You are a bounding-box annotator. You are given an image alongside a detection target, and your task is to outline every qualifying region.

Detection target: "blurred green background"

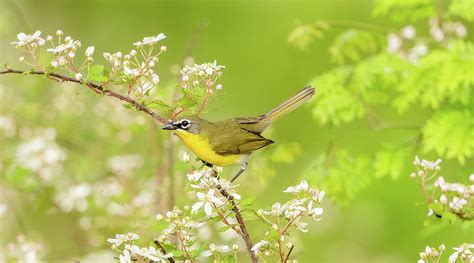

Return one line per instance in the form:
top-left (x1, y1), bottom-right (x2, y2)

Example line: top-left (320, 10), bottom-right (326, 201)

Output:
top-left (0, 0), bottom-right (473, 262)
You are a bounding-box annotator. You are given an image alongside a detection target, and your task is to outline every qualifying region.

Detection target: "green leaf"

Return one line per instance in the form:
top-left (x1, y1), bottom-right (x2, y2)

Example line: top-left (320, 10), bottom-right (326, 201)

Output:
top-left (89, 65), bottom-right (104, 75)
top-left (219, 225), bottom-right (231, 232)
top-left (329, 30), bottom-right (383, 64)
top-left (170, 250), bottom-right (184, 257)
top-left (310, 67), bottom-right (366, 126)
top-left (240, 196), bottom-right (256, 207)
top-left (86, 65), bottom-right (108, 83)
top-left (448, 0), bottom-right (474, 21)
top-left (176, 95), bottom-right (198, 109)
top-left (422, 110), bottom-right (474, 164)
top-left (148, 100), bottom-right (172, 112)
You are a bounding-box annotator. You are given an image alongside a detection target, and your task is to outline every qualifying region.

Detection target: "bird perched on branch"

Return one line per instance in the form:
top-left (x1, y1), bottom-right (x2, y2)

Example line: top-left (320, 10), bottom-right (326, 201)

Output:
top-left (162, 86), bottom-right (316, 182)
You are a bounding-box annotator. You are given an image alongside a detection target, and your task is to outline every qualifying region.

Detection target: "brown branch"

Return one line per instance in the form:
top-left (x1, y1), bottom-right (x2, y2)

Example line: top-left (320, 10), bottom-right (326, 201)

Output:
top-left (284, 244), bottom-right (295, 262)
top-left (0, 68), bottom-right (168, 124)
top-left (211, 170), bottom-right (258, 263)
top-left (153, 240), bottom-right (176, 263)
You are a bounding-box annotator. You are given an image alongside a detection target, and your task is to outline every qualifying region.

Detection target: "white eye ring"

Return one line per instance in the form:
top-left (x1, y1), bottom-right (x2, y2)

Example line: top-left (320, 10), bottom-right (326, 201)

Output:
top-left (180, 119), bottom-right (191, 129)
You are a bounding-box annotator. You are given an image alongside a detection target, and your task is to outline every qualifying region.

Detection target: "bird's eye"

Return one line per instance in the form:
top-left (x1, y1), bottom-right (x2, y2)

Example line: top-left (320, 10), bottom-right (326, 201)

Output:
top-left (180, 120), bottom-right (190, 128)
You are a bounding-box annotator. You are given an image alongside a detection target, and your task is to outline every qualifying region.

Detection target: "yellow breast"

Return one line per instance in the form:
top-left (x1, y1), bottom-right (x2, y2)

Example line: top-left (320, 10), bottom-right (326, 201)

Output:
top-left (174, 129), bottom-right (242, 167)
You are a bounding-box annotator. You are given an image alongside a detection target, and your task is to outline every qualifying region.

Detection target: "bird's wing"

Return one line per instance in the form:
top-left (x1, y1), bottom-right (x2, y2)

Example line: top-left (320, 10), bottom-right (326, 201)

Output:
top-left (207, 120), bottom-right (274, 155)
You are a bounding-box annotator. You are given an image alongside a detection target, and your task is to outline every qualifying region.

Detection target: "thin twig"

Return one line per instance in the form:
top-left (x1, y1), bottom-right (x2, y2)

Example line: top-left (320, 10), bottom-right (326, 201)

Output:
top-left (153, 240), bottom-right (176, 263)
top-left (284, 244), bottom-right (295, 262)
top-left (211, 170), bottom-right (258, 263)
top-left (0, 68), bottom-right (168, 124)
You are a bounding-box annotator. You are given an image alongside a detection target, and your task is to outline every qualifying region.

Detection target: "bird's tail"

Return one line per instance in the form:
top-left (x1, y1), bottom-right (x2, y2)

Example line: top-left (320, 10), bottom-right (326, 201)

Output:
top-left (263, 86), bottom-right (315, 122)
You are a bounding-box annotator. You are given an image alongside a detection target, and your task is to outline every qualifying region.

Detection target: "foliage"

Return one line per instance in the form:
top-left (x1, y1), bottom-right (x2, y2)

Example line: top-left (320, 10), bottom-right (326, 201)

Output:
top-left (291, 0), bottom-right (473, 205)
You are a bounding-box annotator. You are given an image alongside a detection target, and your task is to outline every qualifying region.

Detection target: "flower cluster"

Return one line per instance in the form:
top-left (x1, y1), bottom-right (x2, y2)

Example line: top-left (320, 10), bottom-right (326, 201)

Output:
top-left (410, 156), bottom-right (473, 220)
top-left (252, 180), bottom-right (325, 259)
top-left (429, 18), bottom-right (467, 42)
top-left (418, 244), bottom-right (445, 263)
top-left (448, 243), bottom-right (474, 263)
top-left (180, 60), bottom-right (224, 92)
top-left (387, 25), bottom-right (428, 64)
top-left (11, 30), bottom-right (167, 99)
top-left (417, 243), bottom-right (474, 263)
top-left (386, 19), bottom-right (467, 64)
top-left (3, 235), bottom-right (43, 262)
top-left (54, 183), bottom-right (92, 212)
top-left (15, 128), bottom-right (67, 182)
top-left (107, 232), bottom-right (173, 263)
top-left (103, 33), bottom-right (166, 97)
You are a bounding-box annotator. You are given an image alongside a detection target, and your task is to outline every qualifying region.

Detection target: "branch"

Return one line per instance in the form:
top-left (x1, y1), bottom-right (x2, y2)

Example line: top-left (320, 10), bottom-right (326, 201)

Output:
top-left (0, 68), bottom-right (168, 124)
top-left (211, 170), bottom-right (258, 263)
top-left (153, 240), bottom-right (176, 263)
top-left (284, 244), bottom-right (295, 262)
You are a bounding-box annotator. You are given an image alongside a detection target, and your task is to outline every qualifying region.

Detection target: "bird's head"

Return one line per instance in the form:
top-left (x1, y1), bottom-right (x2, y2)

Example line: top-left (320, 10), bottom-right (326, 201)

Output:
top-left (162, 116), bottom-right (201, 134)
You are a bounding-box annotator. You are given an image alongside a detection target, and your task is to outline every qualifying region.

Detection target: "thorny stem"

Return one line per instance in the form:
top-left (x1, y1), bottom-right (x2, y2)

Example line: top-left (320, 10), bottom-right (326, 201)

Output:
top-left (153, 240), bottom-right (176, 263)
top-left (210, 170), bottom-right (258, 263)
top-left (0, 68), bottom-right (168, 124)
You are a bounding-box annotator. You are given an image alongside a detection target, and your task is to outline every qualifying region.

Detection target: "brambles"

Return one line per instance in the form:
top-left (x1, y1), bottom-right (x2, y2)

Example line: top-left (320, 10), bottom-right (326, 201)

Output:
top-left (107, 167), bottom-right (325, 262)
top-left (410, 156), bottom-right (474, 221)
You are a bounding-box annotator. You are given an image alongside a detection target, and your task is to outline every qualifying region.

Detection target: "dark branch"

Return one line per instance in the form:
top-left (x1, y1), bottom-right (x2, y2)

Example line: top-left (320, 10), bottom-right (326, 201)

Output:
top-left (0, 68), bottom-right (168, 124)
top-left (153, 240), bottom-right (176, 263)
top-left (211, 170), bottom-right (258, 263)
top-left (284, 244), bottom-right (295, 262)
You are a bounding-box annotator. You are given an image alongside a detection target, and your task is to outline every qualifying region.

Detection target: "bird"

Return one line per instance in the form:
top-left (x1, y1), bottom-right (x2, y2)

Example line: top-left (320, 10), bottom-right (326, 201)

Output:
top-left (162, 86), bottom-right (316, 182)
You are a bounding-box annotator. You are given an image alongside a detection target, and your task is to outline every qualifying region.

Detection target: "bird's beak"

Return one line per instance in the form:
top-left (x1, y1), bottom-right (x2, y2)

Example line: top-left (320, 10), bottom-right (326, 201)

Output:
top-left (162, 123), bottom-right (176, 130)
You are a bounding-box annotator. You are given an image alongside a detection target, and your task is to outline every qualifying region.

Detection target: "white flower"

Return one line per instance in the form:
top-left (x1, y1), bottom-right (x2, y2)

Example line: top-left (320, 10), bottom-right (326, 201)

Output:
top-left (192, 189), bottom-right (225, 216)
top-left (132, 246), bottom-right (173, 262)
top-left (160, 45), bottom-right (167, 52)
top-left (439, 194), bottom-right (448, 204)
top-left (202, 244), bottom-right (232, 257)
top-left (75, 73), bottom-right (83, 80)
top-left (401, 25), bottom-right (416, 39)
top-left (55, 183), bottom-right (91, 212)
top-left (216, 84), bottom-right (223, 90)
top-left (134, 33), bottom-right (166, 46)
top-left (251, 240), bottom-right (269, 255)
top-left (453, 22), bottom-right (467, 37)
top-left (182, 152), bottom-right (190, 162)
top-left (431, 27), bottom-right (444, 42)
top-left (309, 207), bottom-right (324, 221)
top-left (11, 31), bottom-right (43, 47)
top-left (296, 221), bottom-right (309, 232)
top-left (119, 250), bottom-right (131, 263)
top-left (107, 232), bottom-right (140, 248)
top-left (152, 74), bottom-right (160, 84)
top-left (85, 46), bottom-right (95, 57)
top-left (283, 180), bottom-right (309, 194)
top-left (387, 33), bottom-right (402, 53)
top-left (15, 128), bottom-right (66, 181)
top-left (56, 30), bottom-right (63, 36)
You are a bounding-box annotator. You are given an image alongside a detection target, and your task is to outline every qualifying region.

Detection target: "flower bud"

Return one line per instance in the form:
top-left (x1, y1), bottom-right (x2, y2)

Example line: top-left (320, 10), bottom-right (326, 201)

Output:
top-left (19, 56), bottom-right (25, 62)
top-left (56, 30), bottom-right (63, 36)
top-left (75, 73), bottom-right (83, 80)
top-left (160, 45), bottom-right (167, 52)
